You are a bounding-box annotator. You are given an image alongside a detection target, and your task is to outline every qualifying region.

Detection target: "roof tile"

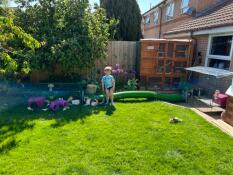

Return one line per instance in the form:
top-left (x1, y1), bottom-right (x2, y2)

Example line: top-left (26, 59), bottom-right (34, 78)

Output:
top-left (165, 1), bottom-right (233, 35)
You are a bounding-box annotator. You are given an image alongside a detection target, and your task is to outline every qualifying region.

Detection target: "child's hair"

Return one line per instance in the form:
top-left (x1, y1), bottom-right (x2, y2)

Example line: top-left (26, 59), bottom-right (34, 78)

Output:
top-left (104, 66), bottom-right (112, 71)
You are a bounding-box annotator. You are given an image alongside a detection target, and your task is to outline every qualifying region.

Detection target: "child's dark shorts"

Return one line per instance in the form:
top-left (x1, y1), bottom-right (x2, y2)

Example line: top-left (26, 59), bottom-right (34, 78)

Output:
top-left (105, 86), bottom-right (113, 91)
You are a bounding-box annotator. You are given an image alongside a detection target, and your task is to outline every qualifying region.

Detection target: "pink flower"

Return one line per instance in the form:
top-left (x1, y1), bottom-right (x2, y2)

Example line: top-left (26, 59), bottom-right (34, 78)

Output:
top-left (119, 69), bottom-right (124, 73)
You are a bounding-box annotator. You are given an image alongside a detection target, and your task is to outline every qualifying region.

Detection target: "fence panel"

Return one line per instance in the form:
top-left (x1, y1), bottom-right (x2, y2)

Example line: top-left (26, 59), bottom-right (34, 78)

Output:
top-left (30, 41), bottom-right (139, 82)
top-left (101, 41), bottom-right (138, 69)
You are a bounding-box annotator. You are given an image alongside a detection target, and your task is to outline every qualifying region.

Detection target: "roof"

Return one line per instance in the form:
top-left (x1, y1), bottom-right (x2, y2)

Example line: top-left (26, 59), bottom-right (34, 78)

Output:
top-left (140, 39), bottom-right (192, 42)
top-left (165, 1), bottom-right (233, 35)
top-left (186, 66), bottom-right (233, 78)
top-left (142, 0), bottom-right (165, 16)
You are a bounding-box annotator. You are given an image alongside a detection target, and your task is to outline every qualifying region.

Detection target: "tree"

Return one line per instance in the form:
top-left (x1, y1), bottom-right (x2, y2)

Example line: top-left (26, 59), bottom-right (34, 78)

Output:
top-left (0, 9), bottom-right (41, 78)
top-left (100, 0), bottom-right (142, 41)
top-left (15, 0), bottom-right (116, 74)
top-left (0, 0), bottom-right (8, 7)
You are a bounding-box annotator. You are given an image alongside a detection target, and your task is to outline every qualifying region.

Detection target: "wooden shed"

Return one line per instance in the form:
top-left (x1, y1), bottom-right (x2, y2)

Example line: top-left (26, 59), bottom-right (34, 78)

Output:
top-left (140, 39), bottom-right (194, 90)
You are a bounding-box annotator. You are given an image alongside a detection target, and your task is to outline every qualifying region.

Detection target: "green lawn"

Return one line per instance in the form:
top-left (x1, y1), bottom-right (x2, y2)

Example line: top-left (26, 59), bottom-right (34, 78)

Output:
top-left (0, 102), bottom-right (233, 175)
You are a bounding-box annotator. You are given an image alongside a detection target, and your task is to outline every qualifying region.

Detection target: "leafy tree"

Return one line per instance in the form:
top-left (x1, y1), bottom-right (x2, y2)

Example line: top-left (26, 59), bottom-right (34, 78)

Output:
top-left (0, 9), bottom-right (41, 78)
top-left (0, 0), bottom-right (8, 7)
top-left (15, 0), bottom-right (116, 74)
top-left (100, 0), bottom-right (142, 41)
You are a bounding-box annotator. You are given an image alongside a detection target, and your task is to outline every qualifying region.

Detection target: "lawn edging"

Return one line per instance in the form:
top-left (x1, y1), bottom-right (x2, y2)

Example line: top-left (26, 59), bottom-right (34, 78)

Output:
top-left (191, 108), bottom-right (233, 138)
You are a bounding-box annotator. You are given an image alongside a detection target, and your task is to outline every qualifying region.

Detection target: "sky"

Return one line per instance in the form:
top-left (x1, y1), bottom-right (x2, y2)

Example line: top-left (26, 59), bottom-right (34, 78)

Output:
top-left (9, 0), bottom-right (162, 14)
top-left (90, 0), bottom-right (162, 14)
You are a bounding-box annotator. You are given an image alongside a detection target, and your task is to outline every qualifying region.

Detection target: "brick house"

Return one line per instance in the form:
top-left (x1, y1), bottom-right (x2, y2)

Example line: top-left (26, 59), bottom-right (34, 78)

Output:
top-left (142, 0), bottom-right (222, 39)
top-left (142, 0), bottom-right (233, 94)
top-left (142, 0), bottom-right (233, 126)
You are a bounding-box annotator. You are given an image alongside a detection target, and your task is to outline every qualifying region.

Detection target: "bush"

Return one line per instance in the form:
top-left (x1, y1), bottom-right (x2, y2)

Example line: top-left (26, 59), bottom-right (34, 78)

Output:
top-left (111, 64), bottom-right (136, 90)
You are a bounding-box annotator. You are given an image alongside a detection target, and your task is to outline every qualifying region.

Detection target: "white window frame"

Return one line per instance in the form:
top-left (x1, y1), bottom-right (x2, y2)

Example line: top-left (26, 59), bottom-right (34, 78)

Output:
top-left (153, 10), bottom-right (159, 25)
top-left (166, 1), bottom-right (174, 21)
top-left (145, 15), bottom-right (150, 25)
top-left (205, 33), bottom-right (233, 70)
top-left (181, 0), bottom-right (190, 14)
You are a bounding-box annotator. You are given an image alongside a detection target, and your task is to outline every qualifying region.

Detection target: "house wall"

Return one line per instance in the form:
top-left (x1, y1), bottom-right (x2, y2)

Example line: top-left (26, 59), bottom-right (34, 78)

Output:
top-left (193, 35), bottom-right (209, 66)
top-left (142, 0), bottom-right (221, 39)
top-left (162, 33), bottom-right (232, 96)
top-left (144, 25), bottom-right (159, 38)
top-left (192, 34), bottom-right (232, 96)
top-left (143, 7), bottom-right (161, 38)
top-left (159, 17), bottom-right (192, 38)
top-left (196, 0), bottom-right (219, 12)
top-left (143, 0), bottom-right (192, 39)
top-left (142, 0), bottom-right (232, 96)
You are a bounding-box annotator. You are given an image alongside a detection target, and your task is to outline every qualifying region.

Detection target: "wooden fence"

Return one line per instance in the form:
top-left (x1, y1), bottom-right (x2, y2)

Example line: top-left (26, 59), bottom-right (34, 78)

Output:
top-left (100, 41), bottom-right (139, 70)
top-left (31, 41), bottom-right (139, 82)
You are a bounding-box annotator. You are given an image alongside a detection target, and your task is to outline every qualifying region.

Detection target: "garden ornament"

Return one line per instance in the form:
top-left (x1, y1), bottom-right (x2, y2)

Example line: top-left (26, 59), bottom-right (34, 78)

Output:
top-left (28, 97), bottom-right (46, 110)
top-left (84, 98), bottom-right (92, 106)
top-left (49, 98), bottom-right (69, 111)
top-left (72, 100), bottom-right (80, 105)
top-left (169, 117), bottom-right (182, 124)
top-left (90, 99), bottom-right (98, 107)
top-left (67, 96), bottom-right (74, 103)
top-left (48, 83), bottom-right (54, 92)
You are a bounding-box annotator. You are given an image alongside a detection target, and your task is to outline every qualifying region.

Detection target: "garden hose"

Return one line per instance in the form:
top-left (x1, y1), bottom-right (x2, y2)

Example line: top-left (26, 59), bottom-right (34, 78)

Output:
top-left (97, 91), bottom-right (185, 103)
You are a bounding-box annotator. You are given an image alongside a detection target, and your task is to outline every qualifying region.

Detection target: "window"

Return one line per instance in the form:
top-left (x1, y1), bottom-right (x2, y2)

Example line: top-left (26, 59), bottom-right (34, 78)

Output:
top-left (181, 0), bottom-right (190, 14)
top-left (153, 11), bottom-right (159, 25)
top-left (210, 36), bottom-right (232, 56)
top-left (145, 16), bottom-right (150, 25)
top-left (166, 1), bottom-right (174, 21)
top-left (206, 35), bottom-right (233, 70)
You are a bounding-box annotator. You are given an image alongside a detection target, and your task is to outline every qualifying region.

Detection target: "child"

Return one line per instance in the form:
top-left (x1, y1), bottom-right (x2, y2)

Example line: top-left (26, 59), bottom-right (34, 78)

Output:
top-left (101, 66), bottom-right (115, 106)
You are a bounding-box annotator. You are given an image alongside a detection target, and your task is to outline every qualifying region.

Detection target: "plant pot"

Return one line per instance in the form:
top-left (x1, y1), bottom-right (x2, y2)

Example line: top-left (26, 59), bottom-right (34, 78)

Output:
top-left (86, 84), bottom-right (97, 94)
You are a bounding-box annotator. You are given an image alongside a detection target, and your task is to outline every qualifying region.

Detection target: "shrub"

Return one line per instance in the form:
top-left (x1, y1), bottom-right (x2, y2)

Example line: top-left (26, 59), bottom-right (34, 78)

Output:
top-left (111, 64), bottom-right (136, 90)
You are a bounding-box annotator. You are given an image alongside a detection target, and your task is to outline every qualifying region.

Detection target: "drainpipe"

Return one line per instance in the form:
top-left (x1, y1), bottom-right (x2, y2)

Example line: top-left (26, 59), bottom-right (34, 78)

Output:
top-left (158, 6), bottom-right (163, 39)
top-left (190, 31), bottom-right (197, 66)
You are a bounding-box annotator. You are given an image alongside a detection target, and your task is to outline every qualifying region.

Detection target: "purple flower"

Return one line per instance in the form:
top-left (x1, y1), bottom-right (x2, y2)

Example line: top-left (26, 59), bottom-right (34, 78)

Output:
top-left (132, 70), bottom-right (136, 74)
top-left (119, 69), bottom-right (124, 73)
top-left (112, 69), bottom-right (117, 74)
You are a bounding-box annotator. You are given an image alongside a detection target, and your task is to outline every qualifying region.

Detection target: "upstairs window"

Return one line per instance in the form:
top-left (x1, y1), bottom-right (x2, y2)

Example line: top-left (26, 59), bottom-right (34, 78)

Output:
top-left (153, 11), bottom-right (159, 25)
top-left (145, 15), bottom-right (150, 25)
top-left (181, 0), bottom-right (190, 14)
top-left (166, 1), bottom-right (174, 21)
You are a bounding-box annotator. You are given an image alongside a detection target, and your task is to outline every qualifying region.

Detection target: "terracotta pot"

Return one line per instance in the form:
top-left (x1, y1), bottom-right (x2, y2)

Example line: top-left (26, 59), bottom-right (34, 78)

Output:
top-left (86, 84), bottom-right (97, 94)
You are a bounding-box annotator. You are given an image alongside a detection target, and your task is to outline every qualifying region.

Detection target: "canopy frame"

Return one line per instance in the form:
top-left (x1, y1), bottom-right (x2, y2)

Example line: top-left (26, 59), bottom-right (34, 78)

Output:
top-left (185, 66), bottom-right (233, 79)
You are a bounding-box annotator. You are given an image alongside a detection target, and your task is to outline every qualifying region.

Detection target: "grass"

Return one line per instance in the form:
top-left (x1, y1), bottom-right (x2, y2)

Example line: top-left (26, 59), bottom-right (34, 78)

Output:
top-left (0, 101), bottom-right (233, 175)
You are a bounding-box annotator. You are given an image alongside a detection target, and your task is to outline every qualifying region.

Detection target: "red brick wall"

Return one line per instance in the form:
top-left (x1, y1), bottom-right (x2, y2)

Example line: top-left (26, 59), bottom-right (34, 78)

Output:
top-left (196, 0), bottom-right (219, 12)
top-left (143, 0), bottom-right (221, 39)
top-left (193, 35), bottom-right (209, 66)
top-left (144, 25), bottom-right (160, 38)
top-left (160, 17), bottom-right (192, 38)
top-left (143, 0), bottom-right (192, 39)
